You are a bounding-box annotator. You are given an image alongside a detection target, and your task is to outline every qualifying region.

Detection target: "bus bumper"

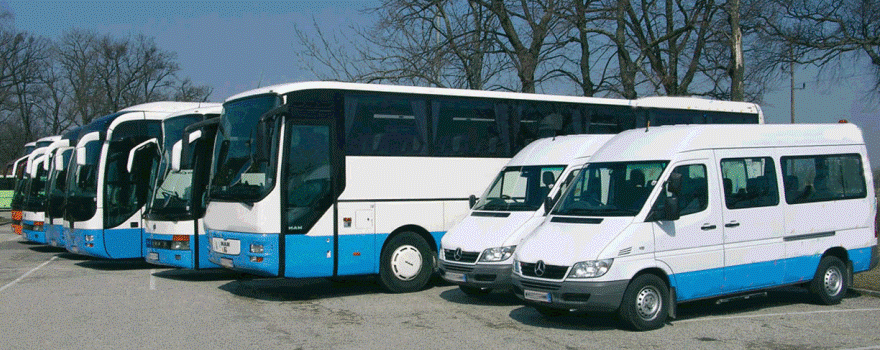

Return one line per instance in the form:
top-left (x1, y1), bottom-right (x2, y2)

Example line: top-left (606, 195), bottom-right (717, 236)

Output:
top-left (45, 224), bottom-right (66, 247)
top-left (206, 229), bottom-right (279, 276)
top-left (22, 220), bottom-right (46, 244)
top-left (145, 233), bottom-right (220, 270)
top-left (439, 261), bottom-right (513, 289)
top-left (511, 275), bottom-right (628, 313)
top-left (66, 228), bottom-right (143, 259)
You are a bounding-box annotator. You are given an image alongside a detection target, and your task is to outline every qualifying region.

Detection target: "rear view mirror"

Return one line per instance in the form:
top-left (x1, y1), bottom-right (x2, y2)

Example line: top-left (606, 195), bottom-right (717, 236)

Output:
top-left (253, 119), bottom-right (272, 164)
top-left (126, 138), bottom-right (159, 173)
top-left (30, 155), bottom-right (46, 177)
top-left (666, 172), bottom-right (682, 195)
top-left (469, 195), bottom-right (477, 209)
top-left (170, 140), bottom-right (184, 172)
top-left (54, 147), bottom-right (71, 170)
top-left (180, 130), bottom-right (202, 170)
top-left (76, 131), bottom-right (103, 166)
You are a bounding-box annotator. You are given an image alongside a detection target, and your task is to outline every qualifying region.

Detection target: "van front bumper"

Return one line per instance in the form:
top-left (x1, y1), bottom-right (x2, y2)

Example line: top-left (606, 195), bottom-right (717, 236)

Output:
top-left (439, 261), bottom-right (512, 289)
top-left (512, 275), bottom-right (629, 312)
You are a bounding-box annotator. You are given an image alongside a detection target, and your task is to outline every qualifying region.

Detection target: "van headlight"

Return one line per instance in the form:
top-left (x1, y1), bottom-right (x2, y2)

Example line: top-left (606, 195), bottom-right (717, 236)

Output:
top-left (479, 246), bottom-right (516, 262)
top-left (568, 259), bottom-right (613, 278)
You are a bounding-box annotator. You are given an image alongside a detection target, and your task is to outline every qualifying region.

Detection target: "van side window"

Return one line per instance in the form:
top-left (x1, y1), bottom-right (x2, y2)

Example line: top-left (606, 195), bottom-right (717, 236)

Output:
top-left (720, 157), bottom-right (779, 209)
top-left (780, 154), bottom-right (866, 204)
top-left (673, 164), bottom-right (708, 216)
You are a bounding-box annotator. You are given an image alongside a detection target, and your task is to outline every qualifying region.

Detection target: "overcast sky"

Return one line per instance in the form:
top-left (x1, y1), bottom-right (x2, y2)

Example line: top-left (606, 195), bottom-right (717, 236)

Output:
top-left (6, 0), bottom-right (880, 163)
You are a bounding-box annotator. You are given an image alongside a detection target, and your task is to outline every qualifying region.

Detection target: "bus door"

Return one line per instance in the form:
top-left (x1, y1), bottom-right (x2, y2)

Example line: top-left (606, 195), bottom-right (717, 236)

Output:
top-left (282, 109), bottom-right (340, 278)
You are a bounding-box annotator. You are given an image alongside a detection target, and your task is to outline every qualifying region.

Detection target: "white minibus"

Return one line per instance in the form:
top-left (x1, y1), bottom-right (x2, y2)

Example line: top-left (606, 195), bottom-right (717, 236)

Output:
top-left (439, 135), bottom-right (613, 295)
top-left (512, 124), bottom-right (878, 331)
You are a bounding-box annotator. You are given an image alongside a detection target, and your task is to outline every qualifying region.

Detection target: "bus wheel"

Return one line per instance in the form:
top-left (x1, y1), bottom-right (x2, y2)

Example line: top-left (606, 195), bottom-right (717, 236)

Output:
top-left (810, 256), bottom-right (847, 305)
top-left (379, 232), bottom-right (433, 293)
top-left (618, 274), bottom-right (668, 331)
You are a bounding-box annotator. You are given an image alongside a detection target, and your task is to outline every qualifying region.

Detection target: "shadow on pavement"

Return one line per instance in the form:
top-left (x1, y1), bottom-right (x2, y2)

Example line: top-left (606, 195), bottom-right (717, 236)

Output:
top-left (153, 268), bottom-right (253, 282)
top-left (28, 245), bottom-right (69, 253)
top-left (438, 287), bottom-right (522, 306)
top-left (218, 275), bottom-right (386, 302)
top-left (75, 258), bottom-right (155, 271)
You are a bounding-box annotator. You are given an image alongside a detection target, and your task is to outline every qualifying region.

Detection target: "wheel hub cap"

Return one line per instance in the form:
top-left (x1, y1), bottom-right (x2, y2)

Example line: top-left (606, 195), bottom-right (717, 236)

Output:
top-left (390, 245), bottom-right (422, 281)
top-left (824, 266), bottom-right (843, 296)
top-left (636, 286), bottom-right (661, 321)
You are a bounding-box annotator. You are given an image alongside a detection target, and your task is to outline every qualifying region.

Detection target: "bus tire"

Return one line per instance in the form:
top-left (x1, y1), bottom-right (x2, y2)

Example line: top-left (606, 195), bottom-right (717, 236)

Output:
top-left (378, 232), bottom-right (433, 293)
top-left (810, 256), bottom-right (847, 305)
top-left (618, 274), bottom-right (668, 331)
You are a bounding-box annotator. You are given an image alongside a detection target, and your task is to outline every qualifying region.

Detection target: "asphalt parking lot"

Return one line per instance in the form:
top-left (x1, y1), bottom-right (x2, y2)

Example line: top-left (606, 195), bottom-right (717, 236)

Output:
top-left (1, 223), bottom-right (879, 349)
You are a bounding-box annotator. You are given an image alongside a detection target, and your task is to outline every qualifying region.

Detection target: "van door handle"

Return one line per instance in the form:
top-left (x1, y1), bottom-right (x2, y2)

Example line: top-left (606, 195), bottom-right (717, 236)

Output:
top-left (701, 224), bottom-right (717, 231)
top-left (724, 221), bottom-right (740, 228)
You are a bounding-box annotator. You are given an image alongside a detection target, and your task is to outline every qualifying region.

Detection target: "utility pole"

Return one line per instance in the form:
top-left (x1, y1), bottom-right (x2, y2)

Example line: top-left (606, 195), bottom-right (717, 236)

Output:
top-left (789, 47), bottom-right (805, 124)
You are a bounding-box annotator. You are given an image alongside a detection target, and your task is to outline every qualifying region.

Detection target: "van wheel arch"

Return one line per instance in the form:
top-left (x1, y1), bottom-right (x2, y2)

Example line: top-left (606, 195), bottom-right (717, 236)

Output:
top-left (627, 268), bottom-right (676, 319)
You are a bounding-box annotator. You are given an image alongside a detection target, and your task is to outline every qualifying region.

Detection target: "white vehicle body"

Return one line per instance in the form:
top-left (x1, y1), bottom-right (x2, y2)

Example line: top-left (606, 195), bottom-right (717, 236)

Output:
top-left (439, 135), bottom-right (614, 292)
top-left (21, 135), bottom-right (62, 243)
top-left (513, 124), bottom-right (878, 330)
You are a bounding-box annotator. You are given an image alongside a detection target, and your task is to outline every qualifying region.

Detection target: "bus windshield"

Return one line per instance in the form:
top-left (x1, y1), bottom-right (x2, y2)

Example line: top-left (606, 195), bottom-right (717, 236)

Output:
top-left (46, 149), bottom-right (72, 219)
top-left (145, 115), bottom-right (204, 219)
top-left (23, 163), bottom-right (49, 211)
top-left (210, 94), bottom-right (280, 201)
top-left (553, 161), bottom-right (667, 217)
top-left (474, 165), bottom-right (565, 212)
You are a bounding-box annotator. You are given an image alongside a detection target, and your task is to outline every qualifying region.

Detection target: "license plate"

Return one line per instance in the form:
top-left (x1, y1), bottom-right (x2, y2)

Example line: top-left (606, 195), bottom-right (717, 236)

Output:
top-left (445, 272), bottom-right (466, 282)
top-left (524, 290), bottom-right (552, 303)
top-left (147, 252), bottom-right (159, 261)
top-left (220, 257), bottom-right (234, 268)
top-left (211, 238), bottom-right (241, 255)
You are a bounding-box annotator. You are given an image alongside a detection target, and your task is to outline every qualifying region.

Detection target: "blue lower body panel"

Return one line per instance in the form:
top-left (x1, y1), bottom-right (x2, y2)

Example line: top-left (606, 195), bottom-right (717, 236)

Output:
top-left (672, 247), bottom-right (873, 302)
top-left (66, 227), bottom-right (144, 259)
top-left (45, 223), bottom-right (65, 247)
top-left (145, 233), bottom-right (220, 269)
top-left (206, 229), bottom-right (280, 276)
top-left (22, 220), bottom-right (47, 244)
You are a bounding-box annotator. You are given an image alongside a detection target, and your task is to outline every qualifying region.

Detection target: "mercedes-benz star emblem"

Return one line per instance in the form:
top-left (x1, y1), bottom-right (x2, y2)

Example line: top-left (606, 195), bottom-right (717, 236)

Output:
top-left (454, 248), bottom-right (462, 261)
top-left (534, 260), bottom-right (546, 277)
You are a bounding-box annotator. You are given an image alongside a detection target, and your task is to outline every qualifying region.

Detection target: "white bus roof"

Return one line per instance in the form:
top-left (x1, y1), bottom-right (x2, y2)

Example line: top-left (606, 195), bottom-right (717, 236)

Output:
top-left (507, 135), bottom-right (616, 167)
top-left (163, 104), bottom-right (223, 119)
top-left (225, 81), bottom-right (631, 107)
top-left (118, 101), bottom-right (216, 114)
top-left (224, 81), bottom-right (763, 116)
top-left (591, 124), bottom-right (865, 162)
top-left (634, 96), bottom-right (762, 116)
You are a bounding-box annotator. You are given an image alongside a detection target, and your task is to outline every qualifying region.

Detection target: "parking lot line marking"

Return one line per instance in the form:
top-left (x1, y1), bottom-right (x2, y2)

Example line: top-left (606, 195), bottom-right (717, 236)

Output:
top-left (0, 256), bottom-right (58, 293)
top-left (149, 269), bottom-right (157, 290)
top-left (675, 307), bottom-right (880, 324)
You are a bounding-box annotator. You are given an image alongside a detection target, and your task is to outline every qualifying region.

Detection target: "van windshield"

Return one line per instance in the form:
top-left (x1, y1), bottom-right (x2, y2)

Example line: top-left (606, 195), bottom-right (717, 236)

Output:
top-left (474, 165), bottom-right (565, 212)
top-left (553, 161), bottom-right (667, 217)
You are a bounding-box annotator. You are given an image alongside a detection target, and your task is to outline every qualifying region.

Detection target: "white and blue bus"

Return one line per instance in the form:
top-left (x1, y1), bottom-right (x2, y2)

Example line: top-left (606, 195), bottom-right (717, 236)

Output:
top-left (44, 128), bottom-right (82, 247)
top-left (63, 102), bottom-right (212, 259)
top-left (204, 81), bottom-right (764, 293)
top-left (143, 105), bottom-right (222, 269)
top-left (11, 142), bottom-right (40, 235)
top-left (21, 136), bottom-right (61, 242)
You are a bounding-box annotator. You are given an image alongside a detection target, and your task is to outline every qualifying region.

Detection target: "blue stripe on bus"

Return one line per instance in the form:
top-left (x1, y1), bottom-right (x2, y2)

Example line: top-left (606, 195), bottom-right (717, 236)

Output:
top-left (67, 227), bottom-right (144, 259)
top-left (208, 230), bottom-right (448, 278)
top-left (145, 233), bottom-right (221, 270)
top-left (45, 224), bottom-right (65, 247)
top-left (22, 220), bottom-right (47, 244)
top-left (672, 247), bottom-right (872, 302)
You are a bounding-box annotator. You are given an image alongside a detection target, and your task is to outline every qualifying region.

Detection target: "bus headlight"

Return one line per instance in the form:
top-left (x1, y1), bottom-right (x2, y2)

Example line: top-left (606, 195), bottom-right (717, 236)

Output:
top-left (170, 241), bottom-right (190, 250)
top-left (479, 246), bottom-right (516, 262)
top-left (568, 259), bottom-right (613, 279)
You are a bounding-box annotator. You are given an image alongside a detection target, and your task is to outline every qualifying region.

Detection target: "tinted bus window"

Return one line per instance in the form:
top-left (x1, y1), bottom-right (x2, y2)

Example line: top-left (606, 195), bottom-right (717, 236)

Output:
top-left (345, 94), bottom-right (428, 156)
top-left (433, 98), bottom-right (504, 157)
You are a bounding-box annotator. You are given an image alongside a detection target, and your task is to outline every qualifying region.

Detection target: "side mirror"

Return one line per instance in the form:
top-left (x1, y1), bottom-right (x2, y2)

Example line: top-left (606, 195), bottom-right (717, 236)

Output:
top-left (666, 172), bottom-right (682, 195)
top-left (253, 119), bottom-right (272, 164)
top-left (54, 147), bottom-right (71, 170)
top-left (76, 131), bottom-right (103, 166)
top-left (126, 138), bottom-right (159, 173)
top-left (469, 195), bottom-right (477, 209)
top-left (544, 196), bottom-right (555, 214)
top-left (663, 196), bottom-right (680, 221)
top-left (170, 140), bottom-right (184, 172)
top-left (180, 130), bottom-right (202, 170)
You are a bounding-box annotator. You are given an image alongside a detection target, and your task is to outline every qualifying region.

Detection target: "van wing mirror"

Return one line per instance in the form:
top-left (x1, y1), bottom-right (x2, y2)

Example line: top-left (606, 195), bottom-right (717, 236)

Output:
top-left (126, 138), bottom-right (159, 173)
top-left (544, 196), bottom-right (555, 214)
top-left (666, 172), bottom-right (682, 195)
top-left (663, 196), bottom-right (680, 221)
top-left (469, 195), bottom-right (477, 209)
top-left (76, 131), bottom-right (103, 166)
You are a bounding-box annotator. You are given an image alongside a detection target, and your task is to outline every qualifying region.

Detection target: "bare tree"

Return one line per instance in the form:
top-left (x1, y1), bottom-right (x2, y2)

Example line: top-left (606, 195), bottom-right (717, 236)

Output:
top-left (760, 0), bottom-right (880, 94)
